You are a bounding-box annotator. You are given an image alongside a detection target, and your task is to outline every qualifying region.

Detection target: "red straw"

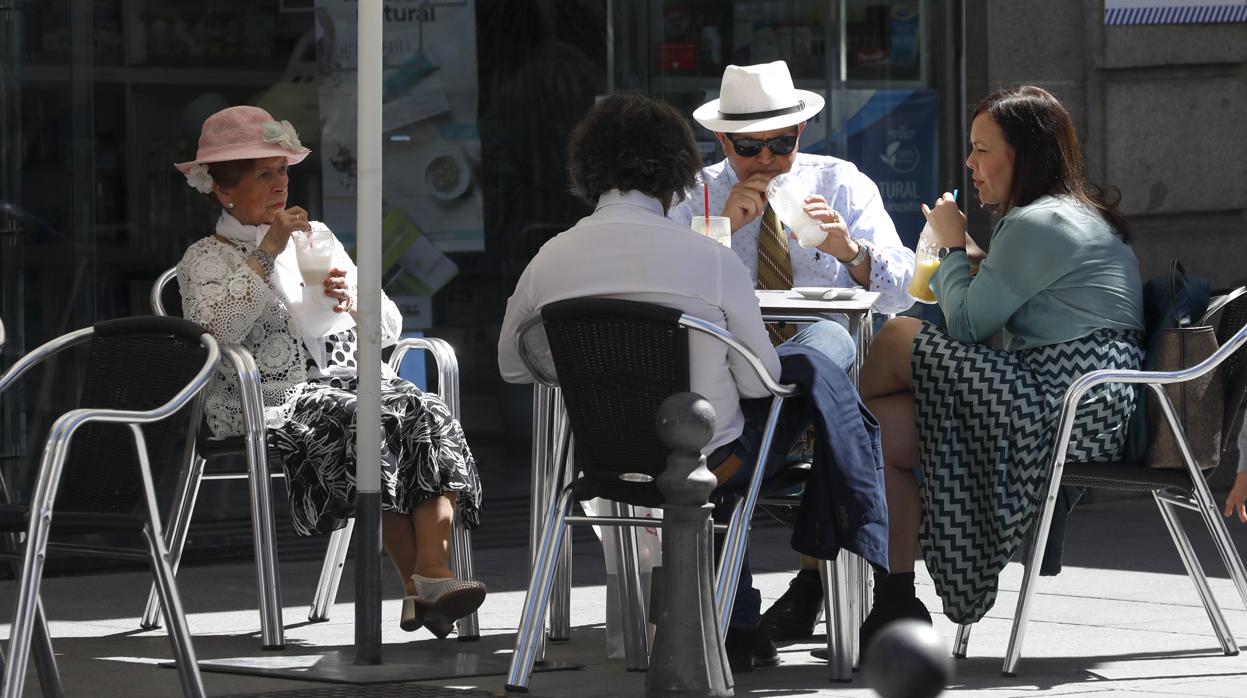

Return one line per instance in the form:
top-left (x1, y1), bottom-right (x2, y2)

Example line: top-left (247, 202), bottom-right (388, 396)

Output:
top-left (704, 183), bottom-right (710, 223)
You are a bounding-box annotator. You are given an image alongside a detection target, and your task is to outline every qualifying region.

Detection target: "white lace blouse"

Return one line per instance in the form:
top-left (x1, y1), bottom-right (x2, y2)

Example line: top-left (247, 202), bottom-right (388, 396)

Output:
top-left (178, 234), bottom-right (403, 438)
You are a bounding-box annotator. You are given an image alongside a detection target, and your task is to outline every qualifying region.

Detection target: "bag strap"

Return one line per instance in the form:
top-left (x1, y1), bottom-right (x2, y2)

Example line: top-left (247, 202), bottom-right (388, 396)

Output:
top-left (1170, 258), bottom-right (1193, 327)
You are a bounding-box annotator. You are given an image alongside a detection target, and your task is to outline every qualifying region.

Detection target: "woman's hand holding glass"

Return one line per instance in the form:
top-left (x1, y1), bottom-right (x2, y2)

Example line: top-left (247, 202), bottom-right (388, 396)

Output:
top-left (261, 205), bottom-right (311, 255)
top-left (920, 193), bottom-right (967, 249)
top-left (323, 268), bottom-right (356, 316)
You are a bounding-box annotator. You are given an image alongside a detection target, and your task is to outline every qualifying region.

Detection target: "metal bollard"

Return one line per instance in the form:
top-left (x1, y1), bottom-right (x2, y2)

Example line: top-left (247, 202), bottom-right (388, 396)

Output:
top-left (645, 392), bottom-right (733, 698)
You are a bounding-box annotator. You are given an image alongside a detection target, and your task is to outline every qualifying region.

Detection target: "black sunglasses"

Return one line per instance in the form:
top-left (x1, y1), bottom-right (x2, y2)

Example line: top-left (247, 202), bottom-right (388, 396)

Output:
top-left (726, 134), bottom-right (798, 158)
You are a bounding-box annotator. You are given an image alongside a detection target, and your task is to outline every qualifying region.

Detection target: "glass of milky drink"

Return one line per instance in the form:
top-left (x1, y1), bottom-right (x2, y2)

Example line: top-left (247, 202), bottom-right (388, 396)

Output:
top-left (765, 173), bottom-right (827, 248)
top-left (906, 221), bottom-right (940, 303)
top-left (294, 223), bottom-right (336, 304)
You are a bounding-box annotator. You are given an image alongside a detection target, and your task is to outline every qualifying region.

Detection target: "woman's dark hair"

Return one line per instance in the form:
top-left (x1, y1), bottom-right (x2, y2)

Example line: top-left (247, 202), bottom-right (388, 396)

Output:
top-left (567, 93), bottom-right (700, 210)
top-left (201, 159), bottom-right (255, 207)
top-left (974, 85), bottom-right (1131, 242)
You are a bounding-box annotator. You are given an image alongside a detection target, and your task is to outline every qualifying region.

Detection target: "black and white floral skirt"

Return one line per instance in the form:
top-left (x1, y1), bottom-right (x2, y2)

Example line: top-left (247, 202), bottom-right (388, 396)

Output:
top-left (269, 376), bottom-right (482, 537)
top-left (912, 324), bottom-right (1142, 623)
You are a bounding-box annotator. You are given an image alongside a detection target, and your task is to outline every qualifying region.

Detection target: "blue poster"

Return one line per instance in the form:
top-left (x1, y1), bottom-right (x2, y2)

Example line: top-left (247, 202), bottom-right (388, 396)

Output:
top-left (833, 88), bottom-right (940, 248)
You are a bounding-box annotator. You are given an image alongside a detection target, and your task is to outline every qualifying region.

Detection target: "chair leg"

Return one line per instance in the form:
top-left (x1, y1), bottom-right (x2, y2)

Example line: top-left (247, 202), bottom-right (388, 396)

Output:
top-left (0, 525), bottom-right (63, 698)
top-left (1001, 470), bottom-right (1067, 677)
top-left (243, 439), bottom-right (285, 649)
top-left (953, 623), bottom-right (972, 658)
top-left (3, 503), bottom-right (55, 698)
top-left (141, 525), bottom-right (206, 698)
top-left (1186, 473), bottom-right (1247, 614)
top-left (546, 406), bottom-right (574, 644)
top-left (142, 454), bottom-right (206, 630)
top-left (1154, 492), bottom-right (1237, 654)
top-left (713, 395), bottom-right (785, 638)
top-left (819, 558), bottom-right (853, 682)
top-left (527, 386), bottom-right (552, 663)
top-left (611, 503), bottom-right (650, 671)
top-left (308, 519), bottom-right (354, 623)
top-left (548, 526), bottom-right (573, 642)
top-left (505, 487), bottom-right (575, 693)
top-left (449, 514), bottom-right (480, 640)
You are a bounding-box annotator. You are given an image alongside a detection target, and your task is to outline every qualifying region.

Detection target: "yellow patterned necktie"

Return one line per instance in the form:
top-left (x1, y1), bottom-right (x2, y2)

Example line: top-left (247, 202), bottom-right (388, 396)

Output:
top-left (756, 205), bottom-right (796, 343)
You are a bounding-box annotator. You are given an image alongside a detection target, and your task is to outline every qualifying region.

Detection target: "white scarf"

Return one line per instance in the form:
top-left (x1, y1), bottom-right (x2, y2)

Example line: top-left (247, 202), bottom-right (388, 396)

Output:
top-left (214, 211), bottom-right (356, 370)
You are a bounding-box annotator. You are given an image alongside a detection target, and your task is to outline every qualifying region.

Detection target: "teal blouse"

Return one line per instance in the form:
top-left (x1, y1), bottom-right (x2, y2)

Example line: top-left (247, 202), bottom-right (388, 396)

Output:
top-left (930, 195), bottom-right (1144, 351)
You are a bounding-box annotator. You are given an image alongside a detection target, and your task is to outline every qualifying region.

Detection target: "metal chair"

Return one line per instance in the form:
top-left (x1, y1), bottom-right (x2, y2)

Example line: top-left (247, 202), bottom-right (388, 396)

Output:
top-left (505, 298), bottom-right (855, 691)
top-left (953, 288), bottom-right (1247, 676)
top-left (141, 266), bottom-right (478, 646)
top-left (0, 316), bottom-right (219, 697)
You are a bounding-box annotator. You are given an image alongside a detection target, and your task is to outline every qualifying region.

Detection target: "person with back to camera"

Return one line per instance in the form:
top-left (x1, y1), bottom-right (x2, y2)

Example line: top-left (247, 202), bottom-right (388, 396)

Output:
top-left (668, 61), bottom-right (916, 640)
top-left (854, 85), bottom-right (1146, 653)
top-left (498, 93), bottom-right (887, 673)
top-left (174, 105), bottom-right (485, 638)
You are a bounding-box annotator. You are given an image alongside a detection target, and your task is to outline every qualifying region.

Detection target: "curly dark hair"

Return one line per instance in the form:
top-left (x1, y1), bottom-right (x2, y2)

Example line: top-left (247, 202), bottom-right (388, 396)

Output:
top-left (567, 93), bottom-right (700, 211)
top-left (974, 85), bottom-right (1131, 242)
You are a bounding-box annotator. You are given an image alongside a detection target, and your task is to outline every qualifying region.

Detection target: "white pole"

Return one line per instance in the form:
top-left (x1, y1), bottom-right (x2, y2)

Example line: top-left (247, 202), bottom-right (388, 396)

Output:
top-left (354, 0), bottom-right (384, 665)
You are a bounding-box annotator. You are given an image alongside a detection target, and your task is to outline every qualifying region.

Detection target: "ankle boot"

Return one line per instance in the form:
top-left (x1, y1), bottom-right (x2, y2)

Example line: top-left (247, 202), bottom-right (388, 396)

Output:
top-left (760, 568), bottom-right (823, 641)
top-left (859, 572), bottom-right (931, 663)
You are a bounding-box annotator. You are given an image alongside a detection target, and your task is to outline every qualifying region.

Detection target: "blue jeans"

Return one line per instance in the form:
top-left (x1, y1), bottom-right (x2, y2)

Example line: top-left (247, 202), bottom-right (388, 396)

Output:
top-left (713, 320), bottom-right (856, 629)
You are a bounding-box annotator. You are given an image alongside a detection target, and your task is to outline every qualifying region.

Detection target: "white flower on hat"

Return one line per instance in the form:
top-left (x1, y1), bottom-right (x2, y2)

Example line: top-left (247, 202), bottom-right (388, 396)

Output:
top-left (260, 120), bottom-right (304, 153)
top-left (185, 163), bottom-right (214, 194)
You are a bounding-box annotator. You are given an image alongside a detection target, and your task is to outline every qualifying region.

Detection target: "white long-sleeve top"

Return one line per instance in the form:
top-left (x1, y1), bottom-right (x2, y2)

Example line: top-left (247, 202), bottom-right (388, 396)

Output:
top-left (498, 189), bottom-right (781, 451)
top-left (669, 153), bottom-right (916, 316)
top-left (178, 228), bottom-right (402, 438)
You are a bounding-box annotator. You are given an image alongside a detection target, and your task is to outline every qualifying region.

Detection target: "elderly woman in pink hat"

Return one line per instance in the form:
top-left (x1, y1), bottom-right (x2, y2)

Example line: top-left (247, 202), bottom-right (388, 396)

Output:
top-left (174, 105), bottom-right (484, 638)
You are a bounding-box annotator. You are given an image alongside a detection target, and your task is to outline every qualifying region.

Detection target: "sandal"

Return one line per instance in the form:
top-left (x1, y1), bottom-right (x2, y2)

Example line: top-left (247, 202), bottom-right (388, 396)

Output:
top-left (410, 574), bottom-right (486, 639)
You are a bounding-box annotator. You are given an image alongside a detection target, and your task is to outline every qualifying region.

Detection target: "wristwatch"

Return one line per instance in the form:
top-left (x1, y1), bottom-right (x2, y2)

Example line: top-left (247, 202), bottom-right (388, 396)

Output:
top-left (843, 238), bottom-right (870, 268)
top-left (938, 246), bottom-right (966, 260)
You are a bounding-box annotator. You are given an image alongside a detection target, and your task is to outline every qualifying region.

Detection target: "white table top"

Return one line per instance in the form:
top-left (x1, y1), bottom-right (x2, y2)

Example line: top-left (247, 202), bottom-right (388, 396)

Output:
top-left (754, 288), bottom-right (880, 314)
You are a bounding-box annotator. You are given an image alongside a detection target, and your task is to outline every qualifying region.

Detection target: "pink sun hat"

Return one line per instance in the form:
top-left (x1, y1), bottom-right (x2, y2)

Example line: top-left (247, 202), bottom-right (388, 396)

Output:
top-left (174, 105), bottom-right (311, 177)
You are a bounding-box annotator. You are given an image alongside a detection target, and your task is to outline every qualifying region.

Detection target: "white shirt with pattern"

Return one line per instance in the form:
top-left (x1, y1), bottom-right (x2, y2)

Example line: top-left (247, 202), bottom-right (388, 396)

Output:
top-left (669, 153), bottom-right (916, 315)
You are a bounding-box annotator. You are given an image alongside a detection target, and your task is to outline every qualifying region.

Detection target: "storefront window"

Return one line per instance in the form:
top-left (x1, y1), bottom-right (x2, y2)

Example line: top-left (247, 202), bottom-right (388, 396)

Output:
top-left (1, 0), bottom-right (959, 557)
top-left (0, 0), bottom-right (608, 553)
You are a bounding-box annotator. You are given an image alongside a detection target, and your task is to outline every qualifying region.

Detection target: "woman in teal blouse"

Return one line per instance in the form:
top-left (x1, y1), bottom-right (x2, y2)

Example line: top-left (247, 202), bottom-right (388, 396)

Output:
top-left (856, 86), bottom-right (1145, 647)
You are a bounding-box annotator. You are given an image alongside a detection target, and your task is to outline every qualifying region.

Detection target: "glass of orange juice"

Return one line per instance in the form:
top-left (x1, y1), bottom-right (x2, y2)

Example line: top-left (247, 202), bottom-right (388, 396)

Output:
top-left (906, 222), bottom-right (940, 303)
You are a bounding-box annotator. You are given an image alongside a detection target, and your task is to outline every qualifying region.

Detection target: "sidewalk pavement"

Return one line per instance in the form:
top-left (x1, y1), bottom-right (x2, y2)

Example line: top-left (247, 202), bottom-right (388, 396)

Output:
top-left (3, 492), bottom-right (1247, 697)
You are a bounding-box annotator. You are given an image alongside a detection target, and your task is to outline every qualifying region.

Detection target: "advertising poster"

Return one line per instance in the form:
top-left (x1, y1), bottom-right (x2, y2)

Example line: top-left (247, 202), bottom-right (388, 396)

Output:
top-left (836, 88), bottom-right (939, 248)
top-left (314, 0), bottom-right (482, 329)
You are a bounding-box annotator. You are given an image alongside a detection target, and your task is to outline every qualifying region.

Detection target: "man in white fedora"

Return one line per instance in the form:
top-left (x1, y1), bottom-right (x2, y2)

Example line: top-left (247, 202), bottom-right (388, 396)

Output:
top-left (672, 61), bottom-right (913, 322)
top-left (671, 60), bottom-right (914, 648)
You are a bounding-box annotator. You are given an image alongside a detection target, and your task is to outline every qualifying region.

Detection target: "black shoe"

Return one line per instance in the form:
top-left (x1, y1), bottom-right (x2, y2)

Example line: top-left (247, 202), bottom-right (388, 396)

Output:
top-left (760, 569), bottom-right (823, 642)
top-left (725, 624), bottom-right (781, 673)
top-left (858, 596), bottom-right (932, 664)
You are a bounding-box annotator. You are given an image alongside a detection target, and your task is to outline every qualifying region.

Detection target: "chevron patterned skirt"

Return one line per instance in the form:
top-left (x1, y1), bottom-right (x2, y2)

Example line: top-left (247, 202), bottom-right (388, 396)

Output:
top-left (912, 324), bottom-right (1142, 623)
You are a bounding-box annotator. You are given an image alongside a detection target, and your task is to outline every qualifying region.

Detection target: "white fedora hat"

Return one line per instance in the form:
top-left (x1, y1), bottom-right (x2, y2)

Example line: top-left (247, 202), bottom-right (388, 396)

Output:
top-left (693, 61), bottom-right (825, 134)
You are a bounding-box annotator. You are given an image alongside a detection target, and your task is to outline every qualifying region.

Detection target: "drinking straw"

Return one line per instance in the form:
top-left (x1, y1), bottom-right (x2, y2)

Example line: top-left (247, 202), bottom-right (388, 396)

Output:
top-left (704, 182), bottom-right (710, 223)
top-left (952, 188), bottom-right (959, 203)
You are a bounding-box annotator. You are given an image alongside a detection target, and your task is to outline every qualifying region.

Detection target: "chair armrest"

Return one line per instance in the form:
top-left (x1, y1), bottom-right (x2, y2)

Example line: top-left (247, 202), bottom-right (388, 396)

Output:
top-left (0, 327), bottom-right (94, 396)
top-left (388, 336), bottom-right (460, 415)
top-left (217, 342), bottom-right (267, 442)
top-left (1201, 286), bottom-right (1247, 327)
top-left (678, 314), bottom-right (801, 398)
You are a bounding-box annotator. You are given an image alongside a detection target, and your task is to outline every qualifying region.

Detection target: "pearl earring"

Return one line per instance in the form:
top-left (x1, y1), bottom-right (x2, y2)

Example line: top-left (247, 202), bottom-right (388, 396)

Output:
top-left (226, 202), bottom-right (235, 209)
